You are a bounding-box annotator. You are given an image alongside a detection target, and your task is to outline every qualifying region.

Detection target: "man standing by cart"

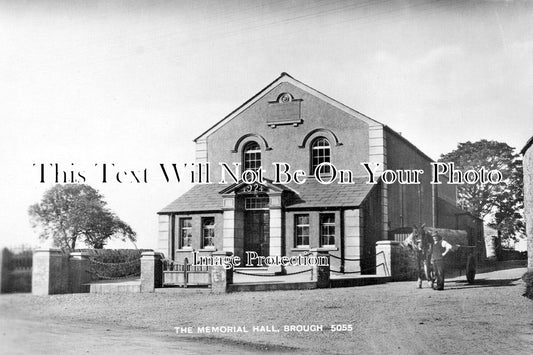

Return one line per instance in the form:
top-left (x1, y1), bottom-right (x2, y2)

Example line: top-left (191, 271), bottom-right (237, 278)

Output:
top-left (430, 230), bottom-right (453, 290)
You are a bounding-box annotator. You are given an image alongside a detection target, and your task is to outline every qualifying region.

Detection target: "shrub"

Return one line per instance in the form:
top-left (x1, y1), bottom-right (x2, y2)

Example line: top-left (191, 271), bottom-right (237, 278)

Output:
top-left (394, 247), bottom-right (419, 281)
top-left (74, 249), bottom-right (152, 281)
top-left (499, 248), bottom-right (527, 261)
top-left (522, 271), bottom-right (533, 300)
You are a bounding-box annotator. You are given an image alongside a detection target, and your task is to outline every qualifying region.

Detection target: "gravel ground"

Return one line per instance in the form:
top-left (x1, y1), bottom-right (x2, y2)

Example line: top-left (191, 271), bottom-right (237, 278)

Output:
top-left (1, 267), bottom-right (532, 354)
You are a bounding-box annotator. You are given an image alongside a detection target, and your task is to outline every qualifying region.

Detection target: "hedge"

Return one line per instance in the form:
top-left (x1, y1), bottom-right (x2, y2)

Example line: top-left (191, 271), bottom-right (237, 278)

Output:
top-left (522, 271), bottom-right (533, 300)
top-left (74, 249), bottom-right (152, 281)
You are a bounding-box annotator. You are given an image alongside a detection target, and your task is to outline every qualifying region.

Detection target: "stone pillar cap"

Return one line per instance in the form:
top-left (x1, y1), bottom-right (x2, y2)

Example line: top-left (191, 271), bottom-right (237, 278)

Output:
top-left (141, 251), bottom-right (163, 258)
top-left (376, 240), bottom-right (401, 246)
top-left (34, 248), bottom-right (64, 254)
top-left (69, 252), bottom-right (90, 259)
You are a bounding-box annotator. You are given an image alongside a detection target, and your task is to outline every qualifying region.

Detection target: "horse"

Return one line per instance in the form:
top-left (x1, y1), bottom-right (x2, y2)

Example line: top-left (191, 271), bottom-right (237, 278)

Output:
top-left (401, 224), bottom-right (435, 288)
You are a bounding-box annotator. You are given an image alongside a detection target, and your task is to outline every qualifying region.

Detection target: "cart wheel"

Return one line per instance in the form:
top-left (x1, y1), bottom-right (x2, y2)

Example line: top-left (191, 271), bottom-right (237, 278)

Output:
top-left (466, 254), bottom-right (476, 284)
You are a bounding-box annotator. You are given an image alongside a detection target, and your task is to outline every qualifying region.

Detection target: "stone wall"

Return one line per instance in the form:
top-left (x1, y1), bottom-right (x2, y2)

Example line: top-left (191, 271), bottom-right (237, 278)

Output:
top-left (523, 140), bottom-right (533, 270)
top-left (32, 249), bottom-right (91, 295)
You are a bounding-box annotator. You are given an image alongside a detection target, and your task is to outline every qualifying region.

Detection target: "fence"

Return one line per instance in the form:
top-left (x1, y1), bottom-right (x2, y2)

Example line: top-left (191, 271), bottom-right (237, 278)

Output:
top-left (162, 257), bottom-right (211, 287)
top-left (142, 241), bottom-right (481, 293)
top-left (0, 247), bottom-right (33, 293)
top-left (233, 266), bottom-right (315, 279)
top-left (140, 250), bottom-right (332, 293)
top-left (86, 257), bottom-right (141, 281)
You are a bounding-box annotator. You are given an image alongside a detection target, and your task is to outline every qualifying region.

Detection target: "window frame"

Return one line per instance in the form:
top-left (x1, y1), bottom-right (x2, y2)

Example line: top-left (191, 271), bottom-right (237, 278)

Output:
top-left (201, 216), bottom-right (216, 249)
top-left (310, 137), bottom-right (331, 176)
top-left (294, 214), bottom-right (310, 248)
top-left (319, 213), bottom-right (336, 247)
top-left (244, 196), bottom-right (270, 210)
top-left (178, 217), bottom-right (193, 249)
top-left (242, 141), bottom-right (262, 172)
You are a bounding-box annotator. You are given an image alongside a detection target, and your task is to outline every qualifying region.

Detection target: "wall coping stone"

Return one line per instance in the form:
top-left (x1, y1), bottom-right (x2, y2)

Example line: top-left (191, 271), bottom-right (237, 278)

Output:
top-left (141, 251), bottom-right (163, 258)
top-left (376, 240), bottom-right (401, 246)
top-left (34, 248), bottom-right (64, 255)
top-left (69, 252), bottom-right (89, 260)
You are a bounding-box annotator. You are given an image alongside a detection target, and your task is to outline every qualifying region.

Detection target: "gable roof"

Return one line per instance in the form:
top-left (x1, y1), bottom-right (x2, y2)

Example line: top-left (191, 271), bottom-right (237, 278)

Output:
top-left (158, 177), bottom-right (376, 214)
top-left (193, 72), bottom-right (437, 164)
top-left (194, 72), bottom-right (382, 142)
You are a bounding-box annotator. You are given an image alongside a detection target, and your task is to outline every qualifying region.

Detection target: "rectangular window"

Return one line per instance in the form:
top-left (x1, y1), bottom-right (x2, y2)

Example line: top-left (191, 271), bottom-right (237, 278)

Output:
top-left (295, 214), bottom-right (310, 247)
top-left (202, 217), bottom-right (215, 248)
top-left (320, 214), bottom-right (335, 246)
top-left (179, 218), bottom-right (192, 248)
top-left (245, 196), bottom-right (269, 210)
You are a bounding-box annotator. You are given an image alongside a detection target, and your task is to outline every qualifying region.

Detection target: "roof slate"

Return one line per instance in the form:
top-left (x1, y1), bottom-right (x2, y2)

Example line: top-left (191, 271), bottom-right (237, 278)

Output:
top-left (284, 177), bottom-right (374, 209)
top-left (158, 177), bottom-right (375, 213)
top-left (159, 184), bottom-right (227, 213)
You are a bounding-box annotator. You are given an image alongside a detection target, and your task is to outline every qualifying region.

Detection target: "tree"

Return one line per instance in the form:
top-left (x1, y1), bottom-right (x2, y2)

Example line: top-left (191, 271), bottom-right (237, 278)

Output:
top-left (29, 184), bottom-right (136, 249)
top-left (439, 140), bottom-right (524, 243)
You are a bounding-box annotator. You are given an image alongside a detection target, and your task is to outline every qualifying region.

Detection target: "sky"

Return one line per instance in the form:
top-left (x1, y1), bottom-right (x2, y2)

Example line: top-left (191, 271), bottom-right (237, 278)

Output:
top-left (1, 0), bottom-right (532, 250)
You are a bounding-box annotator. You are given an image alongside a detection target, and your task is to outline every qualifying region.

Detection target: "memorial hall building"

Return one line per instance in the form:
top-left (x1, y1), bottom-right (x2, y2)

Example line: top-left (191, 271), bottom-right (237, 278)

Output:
top-left (157, 73), bottom-right (478, 273)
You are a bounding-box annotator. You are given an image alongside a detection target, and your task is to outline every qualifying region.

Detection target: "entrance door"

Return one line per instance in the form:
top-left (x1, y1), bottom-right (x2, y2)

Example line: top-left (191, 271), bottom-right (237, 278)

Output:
top-left (244, 210), bottom-right (270, 265)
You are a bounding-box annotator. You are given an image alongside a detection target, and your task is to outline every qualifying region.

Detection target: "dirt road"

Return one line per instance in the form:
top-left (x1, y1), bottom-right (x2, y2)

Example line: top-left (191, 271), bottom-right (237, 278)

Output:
top-left (1, 267), bottom-right (531, 354)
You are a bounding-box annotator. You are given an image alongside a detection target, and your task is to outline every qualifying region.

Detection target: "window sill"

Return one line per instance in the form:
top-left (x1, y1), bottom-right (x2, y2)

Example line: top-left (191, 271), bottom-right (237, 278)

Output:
top-left (199, 247), bottom-right (217, 252)
top-left (319, 246), bottom-right (338, 251)
top-left (291, 247), bottom-right (310, 252)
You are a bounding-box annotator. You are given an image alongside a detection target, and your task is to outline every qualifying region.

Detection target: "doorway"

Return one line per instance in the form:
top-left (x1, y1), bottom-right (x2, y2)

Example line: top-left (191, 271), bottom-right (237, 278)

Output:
top-left (243, 196), bottom-right (270, 265)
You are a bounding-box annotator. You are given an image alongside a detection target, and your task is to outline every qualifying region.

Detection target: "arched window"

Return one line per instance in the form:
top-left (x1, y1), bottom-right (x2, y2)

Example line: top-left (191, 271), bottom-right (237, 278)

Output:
top-left (243, 141), bottom-right (261, 172)
top-left (311, 137), bottom-right (331, 175)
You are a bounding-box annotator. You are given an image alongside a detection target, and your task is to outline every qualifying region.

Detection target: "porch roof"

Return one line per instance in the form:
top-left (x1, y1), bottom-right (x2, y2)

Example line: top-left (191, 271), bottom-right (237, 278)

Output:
top-left (158, 184), bottom-right (227, 213)
top-left (158, 177), bottom-right (375, 213)
top-left (284, 177), bottom-right (374, 209)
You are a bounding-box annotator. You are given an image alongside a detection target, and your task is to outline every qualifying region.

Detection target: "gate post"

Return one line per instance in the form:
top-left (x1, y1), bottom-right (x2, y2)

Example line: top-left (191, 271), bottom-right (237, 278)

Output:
top-left (376, 241), bottom-right (400, 279)
top-left (32, 248), bottom-right (69, 295)
top-left (140, 251), bottom-right (163, 293)
top-left (311, 248), bottom-right (330, 288)
top-left (211, 251), bottom-right (233, 294)
top-left (0, 248), bottom-right (10, 293)
top-left (183, 257), bottom-right (189, 288)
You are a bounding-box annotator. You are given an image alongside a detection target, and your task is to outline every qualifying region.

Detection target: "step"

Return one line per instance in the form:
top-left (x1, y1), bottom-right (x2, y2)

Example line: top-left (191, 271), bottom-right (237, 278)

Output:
top-left (156, 286), bottom-right (212, 294)
top-left (228, 281), bottom-right (317, 293)
top-left (233, 267), bottom-right (276, 276)
top-left (89, 279), bottom-right (141, 293)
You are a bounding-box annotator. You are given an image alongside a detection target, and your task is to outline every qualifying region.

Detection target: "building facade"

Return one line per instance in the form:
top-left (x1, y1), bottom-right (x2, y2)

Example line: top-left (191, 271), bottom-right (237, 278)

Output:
top-left (157, 73), bottom-right (469, 273)
top-left (521, 136), bottom-right (533, 270)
